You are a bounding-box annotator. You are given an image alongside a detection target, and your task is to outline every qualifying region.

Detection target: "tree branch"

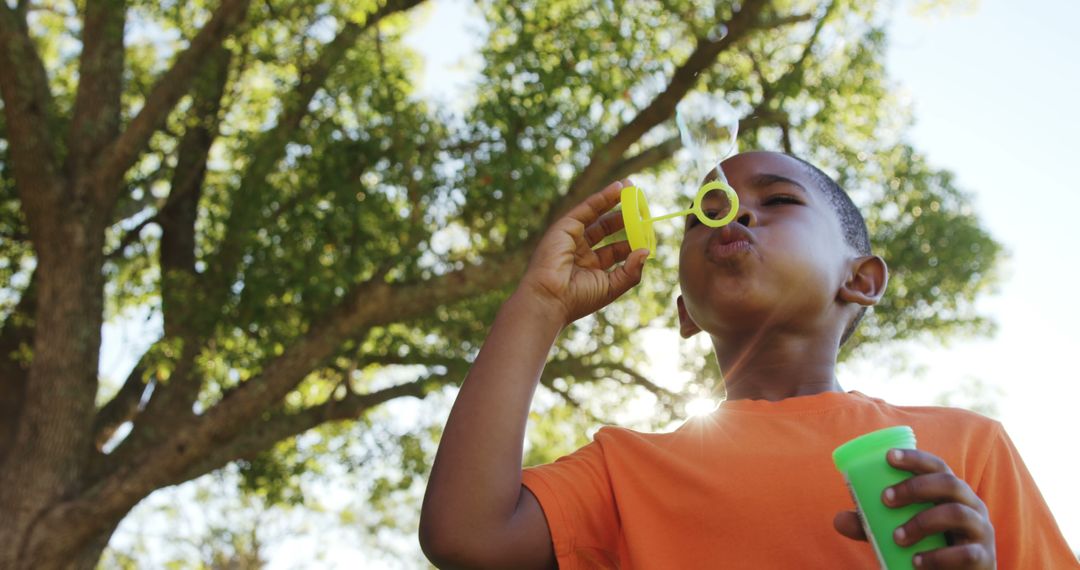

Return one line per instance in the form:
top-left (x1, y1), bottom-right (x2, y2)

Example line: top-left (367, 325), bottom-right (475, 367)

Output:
top-left (0, 226), bottom-right (29, 242)
top-left (204, 0), bottom-right (425, 312)
top-left (99, 0), bottom-right (790, 493)
top-left (758, 12), bottom-right (815, 28)
top-left (535, 354), bottom-right (689, 427)
top-left (96, 45), bottom-right (234, 467)
top-left (67, 0), bottom-right (126, 195)
top-left (544, 0), bottom-right (770, 228)
top-left (750, 49), bottom-right (775, 102)
top-left (606, 136), bottom-right (683, 181)
top-left (0, 1), bottom-right (63, 235)
top-left (602, 361), bottom-right (681, 402)
top-left (770, 0), bottom-right (839, 97)
top-left (105, 0), bottom-right (429, 464)
top-left (780, 122), bottom-right (793, 154)
top-left (44, 3), bottom-right (431, 546)
top-left (91, 245), bottom-right (509, 506)
top-left (95, 0), bottom-right (252, 200)
top-left (133, 44), bottom-right (234, 431)
top-left (539, 358), bottom-right (613, 424)
top-left (92, 358), bottom-right (150, 450)
top-left (538, 372), bottom-right (596, 420)
top-left (171, 376), bottom-right (431, 485)
top-left (605, 2), bottom-right (839, 182)
top-left (104, 213), bottom-right (158, 261)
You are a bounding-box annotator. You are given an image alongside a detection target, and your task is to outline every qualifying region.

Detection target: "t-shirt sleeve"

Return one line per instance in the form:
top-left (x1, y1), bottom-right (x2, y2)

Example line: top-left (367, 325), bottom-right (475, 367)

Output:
top-left (974, 423), bottom-right (1080, 568)
top-left (521, 435), bottom-right (621, 569)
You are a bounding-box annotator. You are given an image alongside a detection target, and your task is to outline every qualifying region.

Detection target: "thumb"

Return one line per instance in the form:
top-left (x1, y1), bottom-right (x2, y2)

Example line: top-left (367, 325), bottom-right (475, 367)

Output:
top-left (833, 510), bottom-right (868, 542)
top-left (606, 248), bottom-right (649, 300)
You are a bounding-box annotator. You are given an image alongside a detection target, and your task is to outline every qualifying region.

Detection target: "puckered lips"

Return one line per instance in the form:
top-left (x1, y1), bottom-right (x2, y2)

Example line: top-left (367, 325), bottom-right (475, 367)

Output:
top-left (706, 223), bottom-right (755, 262)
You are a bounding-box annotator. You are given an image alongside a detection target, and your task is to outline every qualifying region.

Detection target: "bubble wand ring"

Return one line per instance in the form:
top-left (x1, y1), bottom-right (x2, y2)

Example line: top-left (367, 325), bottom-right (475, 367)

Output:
top-left (598, 179), bottom-right (739, 259)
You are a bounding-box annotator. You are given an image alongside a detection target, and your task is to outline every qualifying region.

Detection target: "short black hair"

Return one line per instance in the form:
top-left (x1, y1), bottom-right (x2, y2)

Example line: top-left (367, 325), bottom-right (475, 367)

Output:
top-left (789, 156), bottom-right (871, 256)
top-left (788, 155), bottom-right (872, 346)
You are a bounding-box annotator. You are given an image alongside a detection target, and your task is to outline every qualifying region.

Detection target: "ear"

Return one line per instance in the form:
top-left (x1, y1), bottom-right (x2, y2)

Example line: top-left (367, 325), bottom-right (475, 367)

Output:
top-left (837, 255), bottom-right (888, 307)
top-left (676, 295), bottom-right (703, 339)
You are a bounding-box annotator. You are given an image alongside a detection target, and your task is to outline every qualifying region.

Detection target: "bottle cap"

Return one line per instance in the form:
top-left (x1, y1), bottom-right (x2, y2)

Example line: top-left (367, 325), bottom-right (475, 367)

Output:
top-left (833, 425), bottom-right (916, 472)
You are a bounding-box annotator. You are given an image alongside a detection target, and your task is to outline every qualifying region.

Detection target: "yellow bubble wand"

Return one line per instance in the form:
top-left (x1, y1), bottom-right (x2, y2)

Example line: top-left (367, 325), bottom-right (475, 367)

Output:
top-left (593, 179), bottom-right (739, 259)
top-left (594, 94), bottom-right (742, 259)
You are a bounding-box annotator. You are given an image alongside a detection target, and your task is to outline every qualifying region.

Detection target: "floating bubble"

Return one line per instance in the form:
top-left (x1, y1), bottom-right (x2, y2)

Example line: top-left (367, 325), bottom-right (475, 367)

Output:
top-left (706, 23), bottom-right (728, 42)
top-left (591, 94), bottom-right (742, 261)
top-left (675, 93), bottom-right (740, 188)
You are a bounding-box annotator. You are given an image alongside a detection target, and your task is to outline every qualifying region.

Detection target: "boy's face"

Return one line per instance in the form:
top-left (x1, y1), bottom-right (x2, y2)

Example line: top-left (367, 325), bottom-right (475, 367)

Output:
top-left (678, 151), bottom-right (858, 340)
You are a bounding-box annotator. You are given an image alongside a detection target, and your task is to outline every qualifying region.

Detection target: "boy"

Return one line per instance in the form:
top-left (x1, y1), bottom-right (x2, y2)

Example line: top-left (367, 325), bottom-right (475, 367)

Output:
top-left (419, 151), bottom-right (1077, 568)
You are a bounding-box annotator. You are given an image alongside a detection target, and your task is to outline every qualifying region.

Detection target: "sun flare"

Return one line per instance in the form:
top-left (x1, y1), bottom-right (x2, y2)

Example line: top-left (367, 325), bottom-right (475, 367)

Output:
top-left (685, 398), bottom-right (718, 417)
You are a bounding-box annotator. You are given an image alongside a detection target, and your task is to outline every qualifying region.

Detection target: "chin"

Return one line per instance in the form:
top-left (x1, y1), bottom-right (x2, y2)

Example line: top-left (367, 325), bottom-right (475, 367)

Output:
top-left (687, 294), bottom-right (770, 333)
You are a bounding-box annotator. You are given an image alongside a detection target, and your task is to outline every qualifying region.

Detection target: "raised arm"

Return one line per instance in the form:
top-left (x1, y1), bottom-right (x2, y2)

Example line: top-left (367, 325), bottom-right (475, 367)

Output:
top-left (419, 180), bottom-right (650, 569)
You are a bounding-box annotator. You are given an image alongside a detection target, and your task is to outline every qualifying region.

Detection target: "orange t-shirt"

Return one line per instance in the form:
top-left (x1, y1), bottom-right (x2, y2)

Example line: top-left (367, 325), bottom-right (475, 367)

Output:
top-left (521, 390), bottom-right (1078, 569)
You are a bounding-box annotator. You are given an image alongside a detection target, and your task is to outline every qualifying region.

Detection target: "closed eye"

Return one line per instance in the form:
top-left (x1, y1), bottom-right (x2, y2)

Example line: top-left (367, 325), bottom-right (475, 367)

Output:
top-left (764, 194), bottom-right (802, 206)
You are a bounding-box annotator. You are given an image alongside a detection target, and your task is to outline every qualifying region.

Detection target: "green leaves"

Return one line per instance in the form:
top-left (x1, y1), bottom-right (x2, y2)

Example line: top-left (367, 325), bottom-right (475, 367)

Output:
top-left (0, 0), bottom-right (1006, 563)
top-left (849, 146), bottom-right (1001, 355)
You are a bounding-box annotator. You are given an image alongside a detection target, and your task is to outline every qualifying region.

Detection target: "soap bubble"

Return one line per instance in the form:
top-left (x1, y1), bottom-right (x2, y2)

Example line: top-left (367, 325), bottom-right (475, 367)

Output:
top-left (706, 23), bottom-right (728, 42)
top-left (675, 93), bottom-right (740, 188)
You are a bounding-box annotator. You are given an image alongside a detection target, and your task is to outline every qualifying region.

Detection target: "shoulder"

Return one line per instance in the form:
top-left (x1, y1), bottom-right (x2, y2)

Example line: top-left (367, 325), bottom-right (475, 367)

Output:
top-left (592, 425), bottom-right (671, 445)
top-left (854, 392), bottom-right (1003, 437)
top-left (855, 393), bottom-right (1006, 475)
top-left (588, 425), bottom-right (682, 457)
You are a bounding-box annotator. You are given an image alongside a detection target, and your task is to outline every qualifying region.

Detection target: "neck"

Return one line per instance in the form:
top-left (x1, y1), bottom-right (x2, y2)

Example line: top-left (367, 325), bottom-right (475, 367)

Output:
top-left (712, 327), bottom-right (844, 402)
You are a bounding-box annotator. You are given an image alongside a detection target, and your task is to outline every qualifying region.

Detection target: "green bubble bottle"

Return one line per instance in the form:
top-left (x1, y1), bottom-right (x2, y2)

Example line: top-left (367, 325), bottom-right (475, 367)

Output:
top-left (832, 426), bottom-right (948, 570)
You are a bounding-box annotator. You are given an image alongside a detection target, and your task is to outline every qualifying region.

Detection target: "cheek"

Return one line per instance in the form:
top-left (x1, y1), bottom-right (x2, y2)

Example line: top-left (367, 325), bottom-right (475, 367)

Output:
top-left (678, 235), bottom-right (701, 280)
top-left (677, 246), bottom-right (699, 294)
top-left (678, 240), bottom-right (716, 312)
top-left (768, 226), bottom-right (845, 302)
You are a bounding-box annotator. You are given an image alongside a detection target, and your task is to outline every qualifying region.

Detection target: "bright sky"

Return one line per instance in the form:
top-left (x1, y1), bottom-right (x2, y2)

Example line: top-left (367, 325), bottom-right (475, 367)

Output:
top-left (101, 0), bottom-right (1080, 565)
top-left (866, 0), bottom-right (1080, 550)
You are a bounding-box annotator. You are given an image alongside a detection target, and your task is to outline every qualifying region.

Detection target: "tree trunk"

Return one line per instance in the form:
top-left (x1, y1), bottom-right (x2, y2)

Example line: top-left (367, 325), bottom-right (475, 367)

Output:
top-left (0, 207), bottom-right (109, 568)
top-left (70, 519), bottom-right (123, 570)
top-left (0, 272), bottom-right (35, 463)
top-left (0, 503), bottom-right (127, 570)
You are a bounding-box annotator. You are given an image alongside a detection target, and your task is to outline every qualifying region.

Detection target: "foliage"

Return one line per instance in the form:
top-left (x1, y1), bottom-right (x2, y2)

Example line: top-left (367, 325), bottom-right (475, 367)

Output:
top-left (0, 0), bottom-right (1001, 566)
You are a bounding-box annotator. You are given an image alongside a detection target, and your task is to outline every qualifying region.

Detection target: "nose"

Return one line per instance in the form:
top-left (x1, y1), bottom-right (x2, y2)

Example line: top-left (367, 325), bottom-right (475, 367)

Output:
top-left (735, 205), bottom-right (756, 227)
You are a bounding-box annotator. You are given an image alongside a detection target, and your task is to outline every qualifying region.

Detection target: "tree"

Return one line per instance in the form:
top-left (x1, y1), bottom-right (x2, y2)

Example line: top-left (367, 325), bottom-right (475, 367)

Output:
top-left (0, 0), bottom-right (1000, 567)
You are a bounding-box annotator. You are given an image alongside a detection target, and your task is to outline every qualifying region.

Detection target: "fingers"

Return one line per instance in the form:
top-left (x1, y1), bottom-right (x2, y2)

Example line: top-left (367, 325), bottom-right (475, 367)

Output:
top-left (833, 510), bottom-right (867, 542)
top-left (894, 503), bottom-right (992, 548)
top-left (886, 449), bottom-right (987, 516)
top-left (604, 248), bottom-right (649, 300)
top-left (887, 448), bottom-right (952, 476)
top-left (885, 449), bottom-right (996, 568)
top-left (565, 179), bottom-right (632, 227)
top-left (910, 543), bottom-right (994, 569)
top-left (584, 209), bottom-right (626, 246)
top-left (592, 240), bottom-right (632, 271)
top-left (884, 471), bottom-right (988, 516)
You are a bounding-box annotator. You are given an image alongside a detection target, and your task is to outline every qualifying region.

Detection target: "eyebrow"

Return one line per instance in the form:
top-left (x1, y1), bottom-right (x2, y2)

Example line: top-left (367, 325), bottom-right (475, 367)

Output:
top-left (748, 173), bottom-right (809, 195)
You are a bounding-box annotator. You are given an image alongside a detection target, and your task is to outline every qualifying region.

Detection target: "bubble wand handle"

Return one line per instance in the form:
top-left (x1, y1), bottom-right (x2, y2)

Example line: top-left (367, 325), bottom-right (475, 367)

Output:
top-left (646, 210), bottom-right (692, 223)
top-left (589, 181), bottom-right (740, 258)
